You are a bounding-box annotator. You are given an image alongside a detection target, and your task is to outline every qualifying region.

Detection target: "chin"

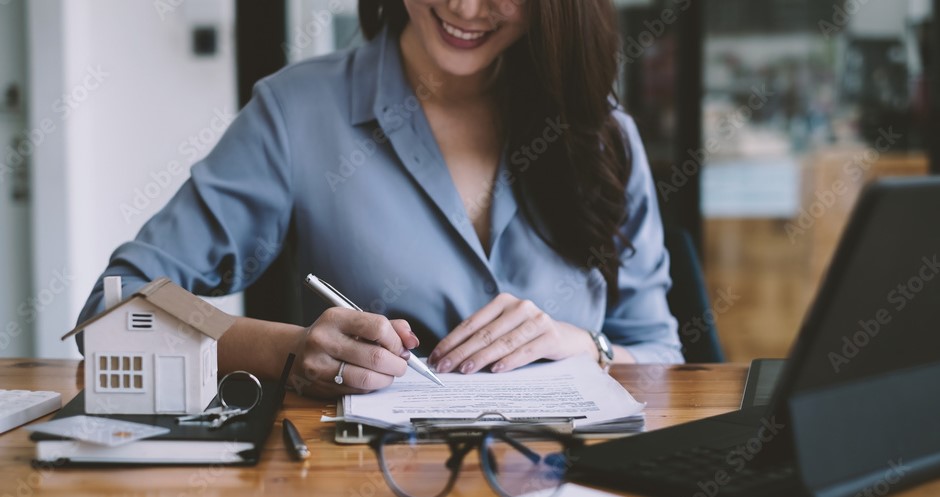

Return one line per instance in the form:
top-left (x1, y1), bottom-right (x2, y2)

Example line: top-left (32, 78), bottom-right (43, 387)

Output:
top-left (431, 55), bottom-right (494, 78)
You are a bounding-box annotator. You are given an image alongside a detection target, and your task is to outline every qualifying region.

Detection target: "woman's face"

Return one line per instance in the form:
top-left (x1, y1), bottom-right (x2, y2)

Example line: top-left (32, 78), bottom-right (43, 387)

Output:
top-left (402, 0), bottom-right (528, 77)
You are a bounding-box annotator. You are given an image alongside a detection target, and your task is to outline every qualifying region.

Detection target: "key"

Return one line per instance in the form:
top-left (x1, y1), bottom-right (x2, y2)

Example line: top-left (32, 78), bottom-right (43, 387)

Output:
top-left (177, 405), bottom-right (249, 429)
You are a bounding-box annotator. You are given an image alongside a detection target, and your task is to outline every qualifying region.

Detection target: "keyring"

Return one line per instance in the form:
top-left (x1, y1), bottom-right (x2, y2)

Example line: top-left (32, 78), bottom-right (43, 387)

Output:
top-left (218, 370), bottom-right (263, 412)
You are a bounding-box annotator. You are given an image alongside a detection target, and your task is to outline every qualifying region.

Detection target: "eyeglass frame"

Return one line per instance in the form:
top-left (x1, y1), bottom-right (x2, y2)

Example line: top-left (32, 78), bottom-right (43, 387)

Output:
top-left (366, 415), bottom-right (585, 497)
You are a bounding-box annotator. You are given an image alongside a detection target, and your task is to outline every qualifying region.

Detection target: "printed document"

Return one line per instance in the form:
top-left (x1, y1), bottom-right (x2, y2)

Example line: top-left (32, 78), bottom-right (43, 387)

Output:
top-left (342, 354), bottom-right (644, 428)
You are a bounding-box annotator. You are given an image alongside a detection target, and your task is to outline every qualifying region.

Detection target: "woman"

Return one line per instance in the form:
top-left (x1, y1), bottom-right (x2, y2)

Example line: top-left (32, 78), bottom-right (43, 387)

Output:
top-left (77, 0), bottom-right (683, 398)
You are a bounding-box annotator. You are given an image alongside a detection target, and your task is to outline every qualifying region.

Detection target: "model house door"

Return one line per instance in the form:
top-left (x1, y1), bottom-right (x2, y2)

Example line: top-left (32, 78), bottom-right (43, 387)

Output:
top-left (155, 356), bottom-right (186, 413)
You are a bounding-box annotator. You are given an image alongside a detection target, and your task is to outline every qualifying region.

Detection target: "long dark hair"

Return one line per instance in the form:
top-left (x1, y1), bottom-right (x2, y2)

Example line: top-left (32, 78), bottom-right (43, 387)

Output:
top-left (360, 1), bottom-right (631, 300)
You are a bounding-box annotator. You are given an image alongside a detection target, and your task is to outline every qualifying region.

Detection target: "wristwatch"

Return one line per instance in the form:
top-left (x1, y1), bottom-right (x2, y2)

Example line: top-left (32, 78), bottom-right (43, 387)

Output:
top-left (587, 330), bottom-right (614, 372)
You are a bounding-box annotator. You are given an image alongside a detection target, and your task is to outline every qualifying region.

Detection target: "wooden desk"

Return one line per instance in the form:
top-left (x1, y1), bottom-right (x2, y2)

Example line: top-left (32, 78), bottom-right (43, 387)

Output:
top-left (2, 360), bottom-right (938, 496)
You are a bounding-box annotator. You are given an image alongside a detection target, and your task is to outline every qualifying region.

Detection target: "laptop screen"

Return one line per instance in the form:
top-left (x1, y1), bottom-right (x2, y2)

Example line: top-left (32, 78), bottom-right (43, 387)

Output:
top-left (783, 180), bottom-right (940, 395)
top-left (768, 178), bottom-right (940, 490)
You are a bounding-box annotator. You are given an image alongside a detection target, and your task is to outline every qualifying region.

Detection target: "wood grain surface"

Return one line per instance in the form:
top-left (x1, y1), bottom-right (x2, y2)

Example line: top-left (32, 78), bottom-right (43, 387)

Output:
top-left (1, 359), bottom-right (936, 497)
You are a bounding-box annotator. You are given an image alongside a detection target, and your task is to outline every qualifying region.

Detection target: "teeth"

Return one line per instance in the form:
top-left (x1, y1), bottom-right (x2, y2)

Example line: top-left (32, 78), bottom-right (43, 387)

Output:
top-left (440, 19), bottom-right (488, 41)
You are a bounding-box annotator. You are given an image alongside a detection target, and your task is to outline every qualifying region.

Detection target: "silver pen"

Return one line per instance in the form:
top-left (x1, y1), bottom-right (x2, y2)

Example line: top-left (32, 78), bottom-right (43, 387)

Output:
top-left (304, 274), bottom-right (445, 387)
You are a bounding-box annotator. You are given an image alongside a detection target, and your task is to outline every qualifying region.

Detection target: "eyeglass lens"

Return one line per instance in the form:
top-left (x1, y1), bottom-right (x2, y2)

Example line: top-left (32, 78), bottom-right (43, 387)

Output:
top-left (378, 433), bottom-right (462, 497)
top-left (378, 430), bottom-right (568, 497)
top-left (481, 430), bottom-right (568, 497)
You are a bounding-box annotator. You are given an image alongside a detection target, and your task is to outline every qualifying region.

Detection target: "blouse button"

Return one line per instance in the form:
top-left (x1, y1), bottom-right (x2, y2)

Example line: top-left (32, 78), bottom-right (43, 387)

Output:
top-left (484, 280), bottom-right (498, 294)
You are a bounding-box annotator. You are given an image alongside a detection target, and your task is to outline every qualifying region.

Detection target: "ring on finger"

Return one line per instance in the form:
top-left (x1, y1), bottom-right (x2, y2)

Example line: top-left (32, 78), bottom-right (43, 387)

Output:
top-left (334, 361), bottom-right (347, 385)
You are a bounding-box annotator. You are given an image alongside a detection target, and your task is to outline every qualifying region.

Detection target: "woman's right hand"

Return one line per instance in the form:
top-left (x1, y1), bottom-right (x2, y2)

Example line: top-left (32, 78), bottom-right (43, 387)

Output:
top-left (295, 307), bottom-right (419, 398)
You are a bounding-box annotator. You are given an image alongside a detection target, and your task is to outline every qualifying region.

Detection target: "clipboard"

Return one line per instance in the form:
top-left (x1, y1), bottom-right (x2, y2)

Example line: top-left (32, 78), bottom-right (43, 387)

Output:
top-left (327, 405), bottom-right (641, 444)
top-left (324, 356), bottom-right (647, 443)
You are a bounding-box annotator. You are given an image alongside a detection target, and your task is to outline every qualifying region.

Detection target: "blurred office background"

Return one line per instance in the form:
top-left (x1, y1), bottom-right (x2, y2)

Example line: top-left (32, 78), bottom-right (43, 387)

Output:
top-left (0, 0), bottom-right (936, 360)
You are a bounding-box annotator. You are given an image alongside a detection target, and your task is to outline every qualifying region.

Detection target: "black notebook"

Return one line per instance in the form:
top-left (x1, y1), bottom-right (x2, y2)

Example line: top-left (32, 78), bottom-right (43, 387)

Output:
top-left (30, 377), bottom-right (280, 466)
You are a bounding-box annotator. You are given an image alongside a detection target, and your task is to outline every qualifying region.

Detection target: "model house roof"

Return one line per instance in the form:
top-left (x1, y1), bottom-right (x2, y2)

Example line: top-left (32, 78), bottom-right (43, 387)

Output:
top-left (61, 277), bottom-right (236, 341)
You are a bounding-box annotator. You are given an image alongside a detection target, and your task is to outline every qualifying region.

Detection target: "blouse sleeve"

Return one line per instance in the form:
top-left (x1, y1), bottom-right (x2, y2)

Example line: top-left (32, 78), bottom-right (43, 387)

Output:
top-left (75, 81), bottom-right (293, 353)
top-left (600, 112), bottom-right (684, 364)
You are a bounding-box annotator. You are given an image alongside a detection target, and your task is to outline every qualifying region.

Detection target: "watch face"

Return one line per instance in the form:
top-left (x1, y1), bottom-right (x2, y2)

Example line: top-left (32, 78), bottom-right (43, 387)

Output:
top-left (596, 333), bottom-right (614, 361)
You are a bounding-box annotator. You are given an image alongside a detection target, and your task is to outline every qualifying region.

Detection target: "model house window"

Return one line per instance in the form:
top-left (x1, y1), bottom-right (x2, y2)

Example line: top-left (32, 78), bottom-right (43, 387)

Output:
top-left (97, 354), bottom-right (145, 392)
top-left (127, 312), bottom-right (155, 331)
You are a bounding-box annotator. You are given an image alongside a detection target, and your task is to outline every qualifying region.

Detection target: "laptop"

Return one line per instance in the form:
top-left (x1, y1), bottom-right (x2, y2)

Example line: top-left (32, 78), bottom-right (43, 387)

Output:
top-left (568, 177), bottom-right (940, 497)
top-left (740, 359), bottom-right (785, 409)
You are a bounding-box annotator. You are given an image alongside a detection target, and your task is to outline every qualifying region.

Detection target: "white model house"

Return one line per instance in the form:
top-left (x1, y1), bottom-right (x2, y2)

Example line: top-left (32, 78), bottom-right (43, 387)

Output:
top-left (61, 277), bottom-right (236, 415)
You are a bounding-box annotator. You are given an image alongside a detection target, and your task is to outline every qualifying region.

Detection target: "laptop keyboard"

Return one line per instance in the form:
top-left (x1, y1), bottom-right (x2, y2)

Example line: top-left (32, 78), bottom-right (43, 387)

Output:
top-left (618, 446), bottom-right (798, 496)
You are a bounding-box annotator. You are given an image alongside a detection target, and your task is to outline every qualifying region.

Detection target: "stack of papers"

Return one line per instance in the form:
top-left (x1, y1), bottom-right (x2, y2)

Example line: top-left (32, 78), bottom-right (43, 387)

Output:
top-left (332, 355), bottom-right (645, 434)
top-left (520, 483), bottom-right (623, 497)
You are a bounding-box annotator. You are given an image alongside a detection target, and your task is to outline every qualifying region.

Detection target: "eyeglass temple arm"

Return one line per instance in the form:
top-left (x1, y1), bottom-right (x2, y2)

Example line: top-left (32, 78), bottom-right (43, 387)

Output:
top-left (446, 439), bottom-right (477, 470)
top-left (466, 411), bottom-right (550, 464)
top-left (493, 432), bottom-right (542, 465)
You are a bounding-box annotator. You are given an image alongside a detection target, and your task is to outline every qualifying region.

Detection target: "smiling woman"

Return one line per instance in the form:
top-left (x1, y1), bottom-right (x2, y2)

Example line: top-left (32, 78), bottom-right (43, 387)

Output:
top-left (75, 0), bottom-right (683, 399)
top-left (361, 0), bottom-right (634, 304)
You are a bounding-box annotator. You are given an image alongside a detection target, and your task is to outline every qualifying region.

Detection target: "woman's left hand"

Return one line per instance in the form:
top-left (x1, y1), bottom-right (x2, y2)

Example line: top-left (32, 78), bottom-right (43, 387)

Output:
top-left (428, 293), bottom-right (597, 374)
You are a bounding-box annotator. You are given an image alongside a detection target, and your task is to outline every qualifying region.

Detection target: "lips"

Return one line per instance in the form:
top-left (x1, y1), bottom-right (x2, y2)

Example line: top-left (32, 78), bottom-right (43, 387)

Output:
top-left (432, 9), bottom-right (496, 50)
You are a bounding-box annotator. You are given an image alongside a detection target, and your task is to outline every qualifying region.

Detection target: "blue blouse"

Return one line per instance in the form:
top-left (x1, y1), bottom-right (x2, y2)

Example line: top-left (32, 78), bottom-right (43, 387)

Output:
top-left (77, 27), bottom-right (683, 364)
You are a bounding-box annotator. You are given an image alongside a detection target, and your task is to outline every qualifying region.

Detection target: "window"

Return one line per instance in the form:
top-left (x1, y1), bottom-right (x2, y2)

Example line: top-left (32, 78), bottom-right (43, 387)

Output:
top-left (97, 353), bottom-right (145, 393)
top-left (127, 312), bottom-right (155, 331)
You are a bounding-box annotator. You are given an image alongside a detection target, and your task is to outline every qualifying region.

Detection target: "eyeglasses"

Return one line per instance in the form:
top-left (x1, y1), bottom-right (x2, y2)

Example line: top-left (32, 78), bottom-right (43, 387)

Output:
top-left (367, 415), bottom-right (583, 497)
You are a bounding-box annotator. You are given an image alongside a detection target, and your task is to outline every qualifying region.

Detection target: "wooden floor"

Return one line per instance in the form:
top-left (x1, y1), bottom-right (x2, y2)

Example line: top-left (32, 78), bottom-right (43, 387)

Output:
top-left (702, 150), bottom-right (929, 362)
